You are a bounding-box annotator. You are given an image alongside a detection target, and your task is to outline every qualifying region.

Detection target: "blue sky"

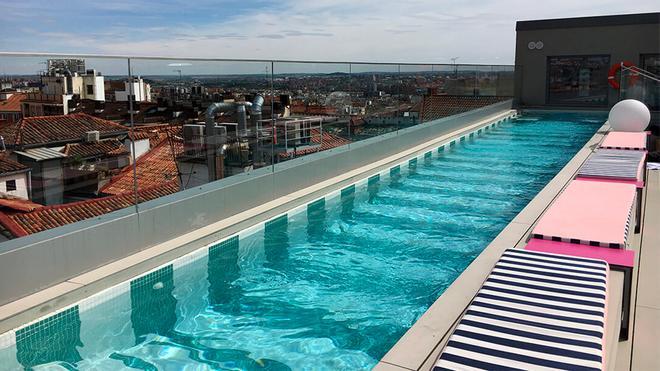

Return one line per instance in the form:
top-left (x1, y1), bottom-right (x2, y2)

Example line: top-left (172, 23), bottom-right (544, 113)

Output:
top-left (0, 0), bottom-right (658, 74)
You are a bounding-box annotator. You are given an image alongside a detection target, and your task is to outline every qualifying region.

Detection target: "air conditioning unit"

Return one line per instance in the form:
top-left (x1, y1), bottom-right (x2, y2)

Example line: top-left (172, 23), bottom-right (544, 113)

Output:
top-left (84, 130), bottom-right (100, 142)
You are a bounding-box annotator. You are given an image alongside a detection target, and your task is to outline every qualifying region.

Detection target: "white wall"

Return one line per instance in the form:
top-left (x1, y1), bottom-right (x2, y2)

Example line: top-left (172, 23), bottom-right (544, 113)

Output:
top-left (115, 79), bottom-right (151, 102)
top-left (125, 138), bottom-right (151, 160)
top-left (0, 173), bottom-right (29, 199)
top-left (80, 74), bottom-right (105, 102)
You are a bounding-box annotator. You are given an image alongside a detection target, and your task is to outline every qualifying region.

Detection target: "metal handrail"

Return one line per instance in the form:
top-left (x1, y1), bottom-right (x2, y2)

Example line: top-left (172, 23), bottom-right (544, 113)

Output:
top-left (0, 51), bottom-right (515, 68)
top-left (621, 63), bottom-right (660, 83)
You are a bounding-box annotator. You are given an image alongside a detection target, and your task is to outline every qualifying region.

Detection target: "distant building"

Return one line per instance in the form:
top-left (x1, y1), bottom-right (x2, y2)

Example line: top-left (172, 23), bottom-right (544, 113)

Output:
top-left (0, 92), bottom-right (26, 124)
top-left (0, 113), bottom-right (130, 204)
top-left (21, 93), bottom-right (73, 117)
top-left (0, 157), bottom-right (31, 199)
top-left (22, 68), bottom-right (106, 117)
top-left (115, 77), bottom-right (152, 102)
top-left (46, 59), bottom-right (86, 75)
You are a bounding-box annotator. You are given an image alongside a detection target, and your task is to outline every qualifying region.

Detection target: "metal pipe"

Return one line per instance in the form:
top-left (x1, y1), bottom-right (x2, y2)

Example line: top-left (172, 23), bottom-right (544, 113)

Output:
top-left (236, 104), bottom-right (248, 134)
top-left (250, 95), bottom-right (264, 132)
top-left (205, 102), bottom-right (236, 182)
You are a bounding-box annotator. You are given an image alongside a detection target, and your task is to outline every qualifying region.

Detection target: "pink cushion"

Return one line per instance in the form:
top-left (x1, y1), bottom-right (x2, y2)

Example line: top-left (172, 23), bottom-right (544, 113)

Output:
top-left (576, 176), bottom-right (644, 188)
top-left (600, 131), bottom-right (648, 150)
top-left (525, 239), bottom-right (635, 267)
top-left (532, 180), bottom-right (636, 247)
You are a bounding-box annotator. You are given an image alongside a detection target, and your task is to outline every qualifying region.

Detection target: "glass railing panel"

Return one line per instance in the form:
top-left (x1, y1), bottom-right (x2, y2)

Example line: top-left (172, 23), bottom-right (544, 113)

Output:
top-left (270, 62), bottom-right (351, 163)
top-left (416, 64), bottom-right (513, 123)
top-left (397, 64), bottom-right (435, 128)
top-left (343, 63), bottom-right (400, 141)
top-left (0, 55), bottom-right (516, 245)
top-left (0, 54), bottom-right (137, 241)
top-left (126, 58), bottom-right (273, 201)
top-left (620, 65), bottom-right (660, 111)
top-left (491, 65), bottom-right (515, 97)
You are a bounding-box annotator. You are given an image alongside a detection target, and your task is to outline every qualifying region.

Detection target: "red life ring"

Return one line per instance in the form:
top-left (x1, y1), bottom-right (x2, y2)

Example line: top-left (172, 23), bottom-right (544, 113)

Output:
top-left (608, 61), bottom-right (639, 89)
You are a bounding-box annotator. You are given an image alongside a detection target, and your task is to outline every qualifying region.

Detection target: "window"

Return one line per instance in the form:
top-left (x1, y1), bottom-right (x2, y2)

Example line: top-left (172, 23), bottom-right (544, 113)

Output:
top-left (547, 55), bottom-right (610, 106)
top-left (86, 85), bottom-right (94, 95)
top-left (640, 54), bottom-right (660, 110)
top-left (6, 179), bottom-right (17, 192)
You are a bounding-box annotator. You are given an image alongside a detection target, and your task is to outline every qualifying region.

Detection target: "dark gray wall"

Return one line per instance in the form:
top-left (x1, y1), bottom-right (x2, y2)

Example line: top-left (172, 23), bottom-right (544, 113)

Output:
top-left (514, 14), bottom-right (659, 108)
top-left (0, 100), bottom-right (512, 306)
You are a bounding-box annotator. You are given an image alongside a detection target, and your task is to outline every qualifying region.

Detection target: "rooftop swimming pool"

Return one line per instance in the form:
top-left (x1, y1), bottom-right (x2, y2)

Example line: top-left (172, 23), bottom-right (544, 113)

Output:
top-left (0, 112), bottom-right (604, 370)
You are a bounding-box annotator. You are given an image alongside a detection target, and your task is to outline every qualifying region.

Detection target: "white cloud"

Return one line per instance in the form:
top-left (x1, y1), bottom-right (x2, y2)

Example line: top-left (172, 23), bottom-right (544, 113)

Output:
top-left (89, 0), bottom-right (658, 64)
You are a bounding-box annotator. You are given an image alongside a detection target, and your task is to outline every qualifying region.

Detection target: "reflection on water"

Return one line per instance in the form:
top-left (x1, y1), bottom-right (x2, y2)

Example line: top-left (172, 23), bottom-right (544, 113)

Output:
top-left (208, 236), bottom-right (243, 314)
top-left (306, 199), bottom-right (326, 239)
top-left (16, 307), bottom-right (82, 369)
top-left (130, 266), bottom-right (177, 344)
top-left (264, 215), bottom-right (289, 269)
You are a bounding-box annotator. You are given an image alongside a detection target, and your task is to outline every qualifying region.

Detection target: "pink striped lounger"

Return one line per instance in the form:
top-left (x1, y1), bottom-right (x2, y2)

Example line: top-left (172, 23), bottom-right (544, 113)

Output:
top-left (531, 180), bottom-right (637, 249)
top-left (599, 131), bottom-right (649, 151)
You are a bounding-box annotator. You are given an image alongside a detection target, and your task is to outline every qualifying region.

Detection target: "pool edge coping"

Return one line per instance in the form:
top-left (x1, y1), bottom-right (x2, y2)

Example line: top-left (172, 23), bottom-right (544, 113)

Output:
top-left (376, 120), bottom-right (612, 370)
top-left (0, 109), bottom-right (517, 340)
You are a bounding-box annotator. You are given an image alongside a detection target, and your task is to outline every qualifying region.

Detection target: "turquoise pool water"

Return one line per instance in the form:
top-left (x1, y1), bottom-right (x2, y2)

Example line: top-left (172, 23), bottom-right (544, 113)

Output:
top-left (0, 113), bottom-right (603, 370)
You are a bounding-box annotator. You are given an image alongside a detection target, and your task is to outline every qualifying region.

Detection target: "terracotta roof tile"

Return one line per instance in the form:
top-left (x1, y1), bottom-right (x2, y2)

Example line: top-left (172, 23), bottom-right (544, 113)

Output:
top-left (61, 139), bottom-right (128, 158)
top-left (0, 196), bottom-right (43, 212)
top-left (100, 137), bottom-right (183, 195)
top-left (0, 93), bottom-right (26, 112)
top-left (0, 156), bottom-right (29, 175)
top-left (0, 113), bottom-right (128, 148)
top-left (279, 129), bottom-right (350, 158)
top-left (420, 95), bottom-right (508, 122)
top-left (0, 182), bottom-right (179, 237)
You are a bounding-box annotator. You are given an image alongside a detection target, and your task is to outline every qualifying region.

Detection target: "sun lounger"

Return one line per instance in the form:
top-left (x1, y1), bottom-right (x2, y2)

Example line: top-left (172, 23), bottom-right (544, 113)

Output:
top-left (576, 149), bottom-right (646, 232)
top-left (599, 131), bottom-right (649, 151)
top-left (525, 239), bottom-right (633, 340)
top-left (434, 248), bottom-right (608, 371)
top-left (577, 149), bottom-right (645, 186)
top-left (531, 180), bottom-right (636, 249)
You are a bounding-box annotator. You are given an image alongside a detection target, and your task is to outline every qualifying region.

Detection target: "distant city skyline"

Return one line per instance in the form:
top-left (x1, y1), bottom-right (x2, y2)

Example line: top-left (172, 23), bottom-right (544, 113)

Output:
top-left (0, 1), bottom-right (658, 74)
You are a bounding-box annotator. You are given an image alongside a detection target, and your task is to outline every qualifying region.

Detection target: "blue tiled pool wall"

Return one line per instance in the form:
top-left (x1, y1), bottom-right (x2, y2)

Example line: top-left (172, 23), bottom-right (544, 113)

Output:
top-left (0, 112), bottom-right (518, 366)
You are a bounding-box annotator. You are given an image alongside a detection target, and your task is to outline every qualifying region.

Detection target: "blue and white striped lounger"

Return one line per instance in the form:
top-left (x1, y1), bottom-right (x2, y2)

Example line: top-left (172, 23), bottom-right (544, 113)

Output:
top-left (434, 248), bottom-right (609, 371)
top-left (577, 149), bottom-right (645, 181)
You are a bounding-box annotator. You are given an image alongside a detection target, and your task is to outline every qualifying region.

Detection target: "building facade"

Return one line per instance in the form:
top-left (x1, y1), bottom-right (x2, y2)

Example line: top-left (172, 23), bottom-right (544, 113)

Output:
top-left (514, 13), bottom-right (660, 110)
top-left (115, 77), bottom-right (152, 102)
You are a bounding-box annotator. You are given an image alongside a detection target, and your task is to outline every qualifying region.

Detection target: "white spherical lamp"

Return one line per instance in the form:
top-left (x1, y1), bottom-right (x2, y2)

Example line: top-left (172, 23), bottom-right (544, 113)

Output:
top-left (608, 99), bottom-right (650, 132)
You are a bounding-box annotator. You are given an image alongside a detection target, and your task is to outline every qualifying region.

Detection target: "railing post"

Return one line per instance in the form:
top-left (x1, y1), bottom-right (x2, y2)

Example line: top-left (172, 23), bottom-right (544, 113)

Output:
top-left (348, 63), bottom-right (352, 141)
top-left (619, 61), bottom-right (625, 102)
top-left (127, 58), bottom-right (139, 212)
top-left (270, 60), bottom-right (275, 172)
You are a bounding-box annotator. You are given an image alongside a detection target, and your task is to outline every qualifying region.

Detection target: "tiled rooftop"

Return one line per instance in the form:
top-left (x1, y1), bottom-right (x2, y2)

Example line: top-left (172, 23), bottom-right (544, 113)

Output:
top-left (0, 113), bottom-right (128, 149)
top-left (60, 139), bottom-right (128, 159)
top-left (420, 95), bottom-right (508, 122)
top-left (0, 93), bottom-right (26, 113)
top-left (0, 196), bottom-right (42, 213)
top-left (0, 156), bottom-right (29, 175)
top-left (279, 129), bottom-right (350, 159)
top-left (0, 181), bottom-right (180, 237)
top-left (100, 137), bottom-right (183, 195)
